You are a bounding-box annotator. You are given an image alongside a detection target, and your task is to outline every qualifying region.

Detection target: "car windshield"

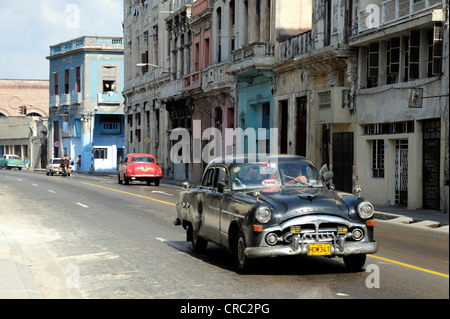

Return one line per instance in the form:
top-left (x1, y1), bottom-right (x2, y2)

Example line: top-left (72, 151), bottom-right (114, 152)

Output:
top-left (231, 163), bottom-right (282, 190)
top-left (279, 162), bottom-right (323, 187)
top-left (9, 156), bottom-right (20, 160)
top-left (131, 156), bottom-right (154, 163)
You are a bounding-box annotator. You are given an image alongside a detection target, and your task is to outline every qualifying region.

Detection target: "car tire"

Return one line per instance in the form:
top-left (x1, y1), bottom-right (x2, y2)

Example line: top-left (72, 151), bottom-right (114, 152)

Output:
top-left (343, 254), bottom-right (366, 272)
top-left (118, 174), bottom-right (122, 184)
top-left (124, 177), bottom-right (130, 185)
top-left (234, 230), bottom-right (253, 273)
top-left (154, 178), bottom-right (160, 186)
top-left (189, 226), bottom-right (208, 252)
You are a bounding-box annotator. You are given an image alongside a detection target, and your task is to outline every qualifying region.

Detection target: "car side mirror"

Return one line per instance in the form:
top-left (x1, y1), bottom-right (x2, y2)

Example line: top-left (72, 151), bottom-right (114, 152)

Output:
top-left (182, 181), bottom-right (190, 189)
top-left (322, 171), bottom-right (334, 182)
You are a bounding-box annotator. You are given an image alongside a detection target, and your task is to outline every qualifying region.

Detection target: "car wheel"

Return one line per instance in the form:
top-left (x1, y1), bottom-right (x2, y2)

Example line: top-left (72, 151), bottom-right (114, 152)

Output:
top-left (118, 174), bottom-right (122, 184)
top-left (343, 254), bottom-right (366, 272)
top-left (154, 178), bottom-right (160, 186)
top-left (124, 177), bottom-right (130, 185)
top-left (234, 230), bottom-right (253, 273)
top-left (190, 227), bottom-right (208, 252)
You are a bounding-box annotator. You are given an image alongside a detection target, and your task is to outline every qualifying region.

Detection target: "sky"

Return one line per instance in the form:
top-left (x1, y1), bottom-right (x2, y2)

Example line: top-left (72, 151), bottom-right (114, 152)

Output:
top-left (0, 0), bottom-right (123, 80)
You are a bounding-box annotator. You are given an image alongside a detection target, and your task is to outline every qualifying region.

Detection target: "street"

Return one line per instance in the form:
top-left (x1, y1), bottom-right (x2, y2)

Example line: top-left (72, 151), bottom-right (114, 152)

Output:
top-left (1, 169), bottom-right (448, 301)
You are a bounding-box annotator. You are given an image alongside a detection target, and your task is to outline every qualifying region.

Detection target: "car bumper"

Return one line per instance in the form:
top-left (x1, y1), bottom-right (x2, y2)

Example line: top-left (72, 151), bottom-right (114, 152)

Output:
top-left (130, 174), bottom-right (162, 179)
top-left (245, 241), bottom-right (378, 258)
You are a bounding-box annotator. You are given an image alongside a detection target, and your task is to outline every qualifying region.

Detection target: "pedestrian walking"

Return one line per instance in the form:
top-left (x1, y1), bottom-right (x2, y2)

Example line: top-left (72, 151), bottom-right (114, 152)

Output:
top-left (25, 156), bottom-right (30, 170)
top-left (76, 155), bottom-right (81, 171)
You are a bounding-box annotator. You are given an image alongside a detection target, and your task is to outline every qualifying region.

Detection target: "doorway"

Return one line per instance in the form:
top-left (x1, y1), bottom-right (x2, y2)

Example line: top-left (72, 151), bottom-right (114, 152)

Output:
top-left (332, 132), bottom-right (354, 193)
top-left (395, 140), bottom-right (408, 206)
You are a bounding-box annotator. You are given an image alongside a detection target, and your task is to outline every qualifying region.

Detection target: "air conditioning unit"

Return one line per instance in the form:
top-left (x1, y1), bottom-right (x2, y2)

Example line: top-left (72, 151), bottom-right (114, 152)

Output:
top-left (409, 88), bottom-right (423, 108)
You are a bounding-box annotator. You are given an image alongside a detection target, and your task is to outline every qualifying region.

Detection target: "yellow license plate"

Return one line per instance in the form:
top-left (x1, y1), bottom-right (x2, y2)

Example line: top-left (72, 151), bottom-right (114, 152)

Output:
top-left (308, 243), bottom-right (331, 256)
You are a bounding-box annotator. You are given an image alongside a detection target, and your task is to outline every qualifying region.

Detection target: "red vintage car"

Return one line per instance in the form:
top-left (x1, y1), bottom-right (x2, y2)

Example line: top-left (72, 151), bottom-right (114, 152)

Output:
top-left (118, 153), bottom-right (163, 186)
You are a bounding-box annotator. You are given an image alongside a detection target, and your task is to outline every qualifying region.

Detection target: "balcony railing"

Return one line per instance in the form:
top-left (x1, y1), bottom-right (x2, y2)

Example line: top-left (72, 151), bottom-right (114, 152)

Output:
top-left (279, 31), bottom-right (312, 62)
top-left (231, 42), bottom-right (275, 71)
top-left (356, 0), bottom-right (443, 33)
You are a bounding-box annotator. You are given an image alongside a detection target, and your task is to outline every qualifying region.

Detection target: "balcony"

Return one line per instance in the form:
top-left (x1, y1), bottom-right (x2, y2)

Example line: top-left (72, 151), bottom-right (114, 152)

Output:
top-left (355, 0), bottom-right (443, 34)
top-left (97, 91), bottom-right (124, 103)
top-left (279, 31), bottom-right (312, 62)
top-left (183, 71), bottom-right (202, 91)
top-left (230, 42), bottom-right (275, 74)
top-left (315, 87), bottom-right (352, 124)
top-left (202, 62), bottom-right (234, 92)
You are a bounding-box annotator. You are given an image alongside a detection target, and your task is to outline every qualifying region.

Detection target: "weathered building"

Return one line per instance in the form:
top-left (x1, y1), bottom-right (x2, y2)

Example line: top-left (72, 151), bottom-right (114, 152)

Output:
top-left (0, 79), bottom-right (49, 168)
top-left (123, 0), bottom-right (173, 177)
top-left (47, 36), bottom-right (125, 171)
top-left (122, 0), bottom-right (448, 213)
top-left (349, 0), bottom-right (449, 211)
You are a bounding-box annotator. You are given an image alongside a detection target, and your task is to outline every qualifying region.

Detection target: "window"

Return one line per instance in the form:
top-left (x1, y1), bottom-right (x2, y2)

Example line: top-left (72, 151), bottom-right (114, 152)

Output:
top-left (408, 30), bottom-right (420, 80)
top-left (101, 66), bottom-right (117, 92)
top-left (215, 166), bottom-right (229, 188)
top-left (202, 168), bottom-right (215, 187)
top-left (428, 23), bottom-right (443, 76)
top-left (387, 37), bottom-right (400, 84)
top-left (372, 140), bottom-right (385, 178)
top-left (94, 148), bottom-right (108, 160)
top-left (53, 72), bottom-right (59, 95)
top-left (75, 67), bottom-right (81, 93)
top-left (141, 51), bottom-right (149, 73)
top-left (262, 103), bottom-right (270, 129)
top-left (64, 69), bottom-right (70, 94)
top-left (366, 43), bottom-right (379, 88)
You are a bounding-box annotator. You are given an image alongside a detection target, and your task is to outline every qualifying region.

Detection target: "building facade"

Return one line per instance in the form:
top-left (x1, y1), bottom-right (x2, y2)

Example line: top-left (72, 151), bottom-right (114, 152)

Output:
top-left (123, 0), bottom-right (448, 212)
top-left (349, 0), bottom-right (449, 211)
top-left (47, 36), bottom-right (125, 171)
top-left (0, 79), bottom-right (49, 168)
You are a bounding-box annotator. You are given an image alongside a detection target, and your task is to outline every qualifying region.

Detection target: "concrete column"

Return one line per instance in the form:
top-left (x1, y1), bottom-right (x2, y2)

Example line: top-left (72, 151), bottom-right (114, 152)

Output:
top-left (248, 0), bottom-right (259, 43)
top-left (260, 0), bottom-right (270, 42)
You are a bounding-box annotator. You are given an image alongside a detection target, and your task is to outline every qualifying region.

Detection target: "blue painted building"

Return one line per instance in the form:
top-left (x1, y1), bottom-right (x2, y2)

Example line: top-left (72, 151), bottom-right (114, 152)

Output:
top-left (47, 36), bottom-right (125, 171)
top-left (236, 69), bottom-right (275, 154)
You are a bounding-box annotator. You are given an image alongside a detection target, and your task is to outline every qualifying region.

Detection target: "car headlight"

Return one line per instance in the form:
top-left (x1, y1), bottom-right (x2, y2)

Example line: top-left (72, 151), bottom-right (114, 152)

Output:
top-left (357, 201), bottom-right (374, 220)
top-left (255, 206), bottom-right (271, 224)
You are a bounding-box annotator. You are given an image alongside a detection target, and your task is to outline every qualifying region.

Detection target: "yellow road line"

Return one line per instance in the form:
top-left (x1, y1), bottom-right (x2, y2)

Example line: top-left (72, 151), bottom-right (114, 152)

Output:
top-left (82, 182), bottom-right (176, 206)
top-left (368, 254), bottom-right (449, 279)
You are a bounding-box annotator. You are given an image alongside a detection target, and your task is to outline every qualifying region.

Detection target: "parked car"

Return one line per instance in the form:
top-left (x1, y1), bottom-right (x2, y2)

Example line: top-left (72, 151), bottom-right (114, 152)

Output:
top-left (0, 154), bottom-right (25, 170)
top-left (118, 153), bottom-right (163, 186)
top-left (175, 155), bottom-right (378, 273)
top-left (46, 158), bottom-right (73, 176)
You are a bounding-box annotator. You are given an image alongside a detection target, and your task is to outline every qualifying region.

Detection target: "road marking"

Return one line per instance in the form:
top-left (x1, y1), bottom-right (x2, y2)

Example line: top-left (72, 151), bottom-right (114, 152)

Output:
top-left (48, 190), bottom-right (56, 194)
top-left (151, 191), bottom-right (174, 196)
top-left (156, 237), bottom-right (167, 242)
top-left (76, 203), bottom-right (89, 208)
top-left (32, 184), bottom-right (38, 187)
top-left (368, 254), bottom-right (449, 279)
top-left (17, 179), bottom-right (22, 181)
top-left (81, 182), bottom-right (176, 206)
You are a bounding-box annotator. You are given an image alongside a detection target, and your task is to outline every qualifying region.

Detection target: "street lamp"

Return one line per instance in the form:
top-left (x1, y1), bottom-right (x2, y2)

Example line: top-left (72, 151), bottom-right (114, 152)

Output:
top-left (136, 63), bottom-right (162, 68)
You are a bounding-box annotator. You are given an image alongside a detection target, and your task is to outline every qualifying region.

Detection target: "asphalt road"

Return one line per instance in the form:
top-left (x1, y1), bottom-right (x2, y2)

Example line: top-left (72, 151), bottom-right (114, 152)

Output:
top-left (0, 169), bottom-right (448, 302)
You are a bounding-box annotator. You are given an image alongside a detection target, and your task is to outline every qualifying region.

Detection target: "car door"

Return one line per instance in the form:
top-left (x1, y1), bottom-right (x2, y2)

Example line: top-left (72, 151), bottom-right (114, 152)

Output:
top-left (203, 165), bottom-right (228, 244)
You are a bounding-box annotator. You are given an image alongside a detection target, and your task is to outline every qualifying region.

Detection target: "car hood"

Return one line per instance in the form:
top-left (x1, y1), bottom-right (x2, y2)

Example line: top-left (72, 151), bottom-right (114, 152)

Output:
top-left (254, 187), bottom-right (351, 222)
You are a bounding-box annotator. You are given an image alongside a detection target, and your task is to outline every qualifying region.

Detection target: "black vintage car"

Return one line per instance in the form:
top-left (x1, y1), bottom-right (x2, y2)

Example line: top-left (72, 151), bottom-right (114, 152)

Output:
top-left (175, 155), bottom-right (378, 273)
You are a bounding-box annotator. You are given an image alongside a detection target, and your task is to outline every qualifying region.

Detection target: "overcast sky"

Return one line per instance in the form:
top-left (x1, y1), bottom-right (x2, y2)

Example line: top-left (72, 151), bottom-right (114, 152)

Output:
top-left (0, 0), bottom-right (123, 80)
